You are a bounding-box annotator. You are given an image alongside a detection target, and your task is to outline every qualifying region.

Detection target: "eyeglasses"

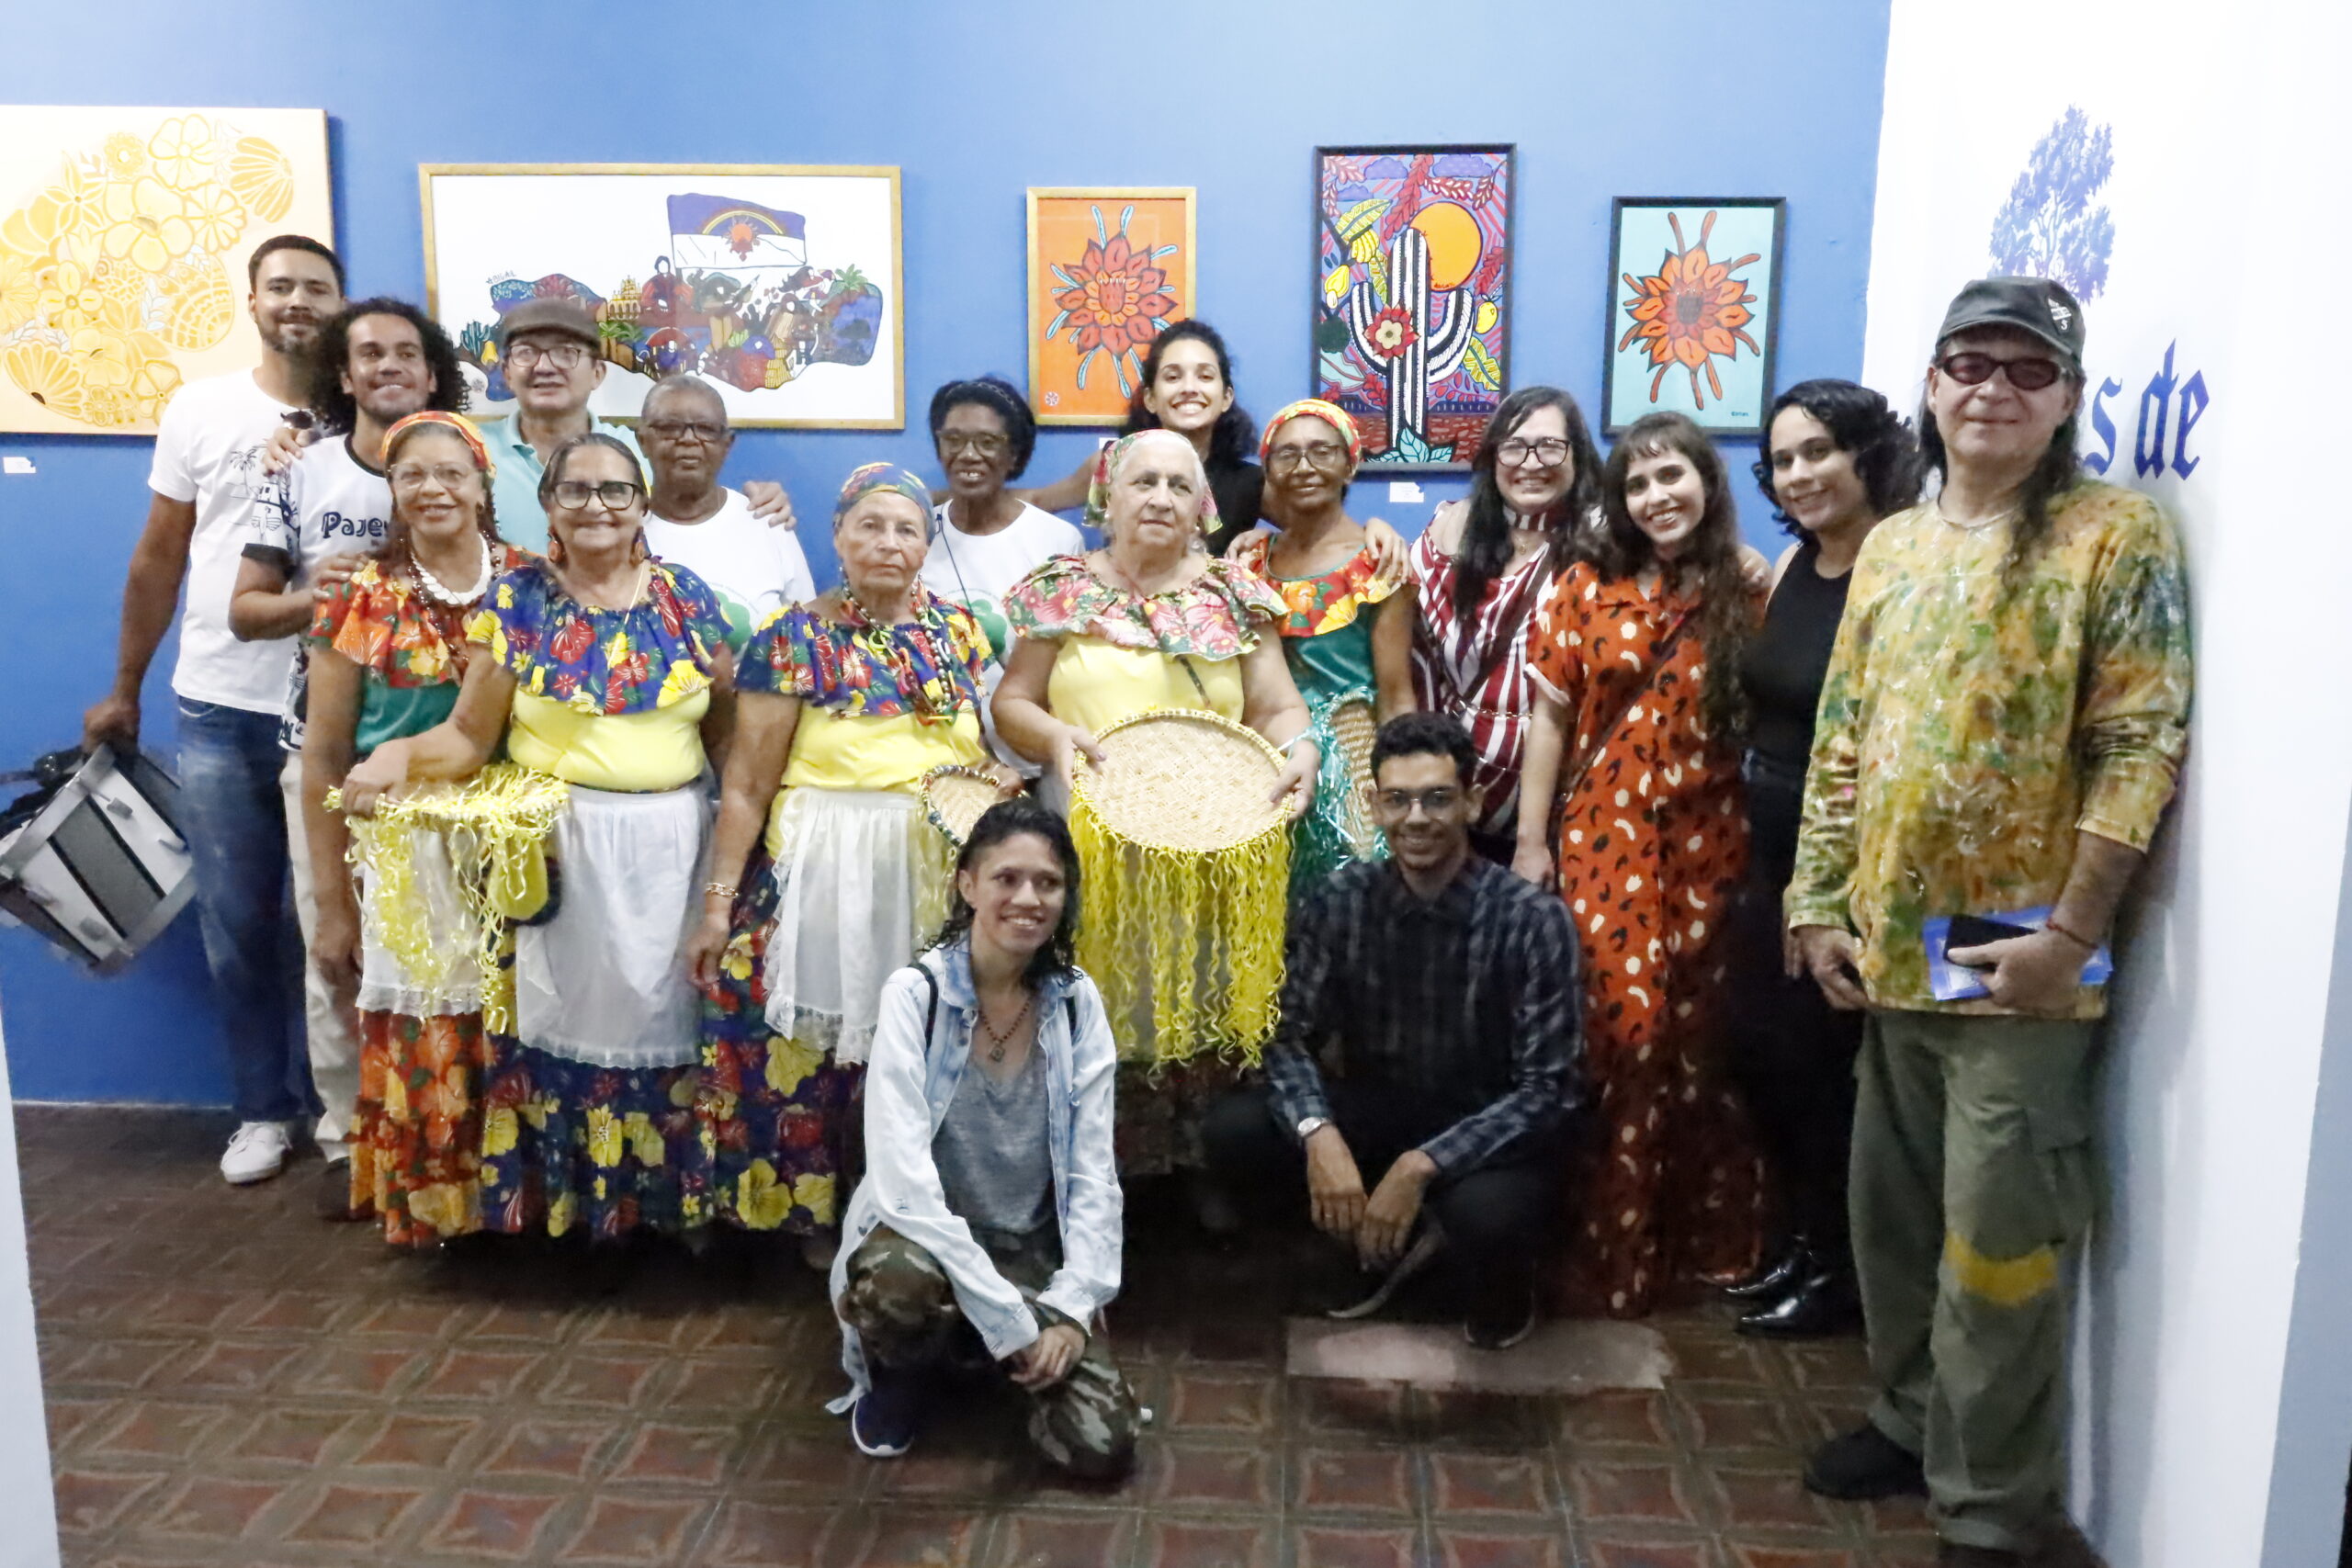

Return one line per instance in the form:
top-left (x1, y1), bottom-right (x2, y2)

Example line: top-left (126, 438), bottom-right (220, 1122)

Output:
top-left (938, 431), bottom-right (1009, 457)
top-left (504, 340), bottom-right (590, 371)
top-left (642, 418), bottom-right (727, 444)
top-left (550, 479), bottom-right (642, 511)
top-left (389, 462), bottom-right (477, 492)
top-left (1371, 786), bottom-right (1463, 817)
top-left (1495, 436), bottom-right (1571, 468)
top-left (1936, 352), bottom-right (2069, 392)
top-left (1267, 441), bottom-right (1351, 474)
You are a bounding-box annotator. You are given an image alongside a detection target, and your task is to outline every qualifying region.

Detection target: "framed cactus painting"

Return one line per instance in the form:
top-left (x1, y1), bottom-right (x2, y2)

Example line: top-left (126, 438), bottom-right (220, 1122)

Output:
top-left (1312, 144), bottom-right (1513, 471)
top-left (1026, 187), bottom-right (1194, 425)
top-left (0, 106), bottom-right (333, 435)
top-left (421, 164), bottom-right (903, 429)
top-left (1602, 197), bottom-right (1785, 435)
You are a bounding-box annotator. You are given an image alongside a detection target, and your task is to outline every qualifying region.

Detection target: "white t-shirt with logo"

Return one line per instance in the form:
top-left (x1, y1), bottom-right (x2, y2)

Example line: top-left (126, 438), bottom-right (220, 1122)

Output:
top-left (146, 372), bottom-right (303, 715)
top-left (922, 501), bottom-right (1085, 771)
top-left (640, 488), bottom-right (816, 651)
top-left (243, 435), bottom-right (393, 751)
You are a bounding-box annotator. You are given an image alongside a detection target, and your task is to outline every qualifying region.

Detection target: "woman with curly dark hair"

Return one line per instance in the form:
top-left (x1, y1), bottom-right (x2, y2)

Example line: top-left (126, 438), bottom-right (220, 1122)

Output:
top-left (1514, 411), bottom-right (1765, 1318)
top-left (1717, 379), bottom-right (1923, 1337)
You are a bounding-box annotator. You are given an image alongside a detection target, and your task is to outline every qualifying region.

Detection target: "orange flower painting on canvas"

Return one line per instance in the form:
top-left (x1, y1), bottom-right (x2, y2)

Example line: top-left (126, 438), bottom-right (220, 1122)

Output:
top-left (1604, 199), bottom-right (1783, 435)
top-left (1026, 188), bottom-right (1193, 425)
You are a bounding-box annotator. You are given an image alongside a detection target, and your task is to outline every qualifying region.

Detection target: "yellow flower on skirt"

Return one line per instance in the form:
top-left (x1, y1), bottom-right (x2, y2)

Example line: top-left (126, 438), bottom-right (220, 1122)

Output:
top-left (790, 1172), bottom-right (836, 1225)
top-left (481, 1103), bottom-right (519, 1157)
top-left (520, 1092), bottom-right (556, 1131)
top-left (548, 1190), bottom-right (578, 1236)
top-left (737, 1158), bottom-right (791, 1229)
top-left (382, 1070), bottom-right (410, 1120)
top-left (585, 1106), bottom-right (624, 1168)
top-left (623, 1111), bottom-right (665, 1168)
top-left (407, 1182), bottom-right (469, 1237)
top-left (719, 934), bottom-right (755, 983)
top-left (764, 1035), bottom-right (827, 1098)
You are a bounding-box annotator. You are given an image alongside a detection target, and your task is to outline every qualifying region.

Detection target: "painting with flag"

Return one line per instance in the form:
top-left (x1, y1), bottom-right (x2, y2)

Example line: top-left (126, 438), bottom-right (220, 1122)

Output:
top-left (422, 164), bottom-right (903, 429)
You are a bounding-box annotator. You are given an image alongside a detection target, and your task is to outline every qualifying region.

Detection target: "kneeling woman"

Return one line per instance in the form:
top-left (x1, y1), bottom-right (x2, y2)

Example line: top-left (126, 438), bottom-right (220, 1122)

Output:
top-left (344, 433), bottom-right (736, 1240)
top-left (687, 463), bottom-right (1013, 1262)
top-left (831, 799), bottom-right (1137, 1478)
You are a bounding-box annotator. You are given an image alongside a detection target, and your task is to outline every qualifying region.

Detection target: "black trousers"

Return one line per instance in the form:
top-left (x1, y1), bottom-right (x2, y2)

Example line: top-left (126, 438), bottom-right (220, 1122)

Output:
top-left (1201, 1080), bottom-right (1558, 1317)
top-left (1726, 761), bottom-right (1863, 1267)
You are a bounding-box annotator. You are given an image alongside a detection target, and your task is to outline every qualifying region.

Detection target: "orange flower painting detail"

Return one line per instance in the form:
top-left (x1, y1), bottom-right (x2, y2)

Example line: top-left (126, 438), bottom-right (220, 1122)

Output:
top-left (1618, 209), bottom-right (1761, 409)
top-left (1028, 189), bottom-right (1193, 424)
top-left (1044, 203), bottom-right (1179, 399)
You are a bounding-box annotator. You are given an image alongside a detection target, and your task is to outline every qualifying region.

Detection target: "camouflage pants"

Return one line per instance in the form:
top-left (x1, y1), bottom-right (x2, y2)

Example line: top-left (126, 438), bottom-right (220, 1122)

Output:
top-left (841, 1223), bottom-right (1139, 1479)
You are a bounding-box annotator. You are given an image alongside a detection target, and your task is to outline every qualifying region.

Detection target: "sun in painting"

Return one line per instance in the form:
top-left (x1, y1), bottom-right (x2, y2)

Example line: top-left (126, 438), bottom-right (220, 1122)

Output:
top-left (1617, 209), bottom-right (1761, 409)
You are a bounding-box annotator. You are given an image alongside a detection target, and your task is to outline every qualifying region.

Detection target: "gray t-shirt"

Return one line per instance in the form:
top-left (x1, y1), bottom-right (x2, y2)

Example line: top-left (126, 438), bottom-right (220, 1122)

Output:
top-left (932, 1046), bottom-right (1053, 1234)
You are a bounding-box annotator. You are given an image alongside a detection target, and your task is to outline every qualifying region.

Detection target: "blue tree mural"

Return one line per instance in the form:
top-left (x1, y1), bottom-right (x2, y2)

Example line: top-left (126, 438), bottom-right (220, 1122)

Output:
top-left (1988, 107), bottom-right (2116, 299)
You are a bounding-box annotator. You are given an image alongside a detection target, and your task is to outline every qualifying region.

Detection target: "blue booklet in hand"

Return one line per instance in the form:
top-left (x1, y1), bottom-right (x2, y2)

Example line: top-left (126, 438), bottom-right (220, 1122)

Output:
top-left (1923, 905), bottom-right (2113, 1003)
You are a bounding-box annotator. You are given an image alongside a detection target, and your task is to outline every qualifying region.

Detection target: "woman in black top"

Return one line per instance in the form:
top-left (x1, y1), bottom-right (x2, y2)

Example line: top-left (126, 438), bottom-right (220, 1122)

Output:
top-left (1724, 379), bottom-right (1923, 1337)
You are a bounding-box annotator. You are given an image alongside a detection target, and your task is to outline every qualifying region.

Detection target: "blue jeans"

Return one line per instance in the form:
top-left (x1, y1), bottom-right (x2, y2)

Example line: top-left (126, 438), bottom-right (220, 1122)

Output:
top-left (175, 698), bottom-right (314, 1124)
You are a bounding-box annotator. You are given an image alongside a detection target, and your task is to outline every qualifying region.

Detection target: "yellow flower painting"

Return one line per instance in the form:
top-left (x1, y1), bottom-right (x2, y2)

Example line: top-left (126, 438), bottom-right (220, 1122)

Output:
top-left (0, 107), bottom-right (330, 434)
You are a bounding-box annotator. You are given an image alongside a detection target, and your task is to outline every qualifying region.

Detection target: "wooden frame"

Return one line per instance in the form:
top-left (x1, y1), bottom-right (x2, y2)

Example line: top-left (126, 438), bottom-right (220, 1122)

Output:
top-left (419, 163), bottom-right (904, 429)
top-left (1601, 196), bottom-right (1785, 436)
top-left (1024, 186), bottom-right (1195, 426)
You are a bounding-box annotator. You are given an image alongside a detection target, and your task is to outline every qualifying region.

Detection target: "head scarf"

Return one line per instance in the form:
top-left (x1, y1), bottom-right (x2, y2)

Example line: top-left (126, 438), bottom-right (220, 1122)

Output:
top-left (833, 462), bottom-right (934, 526)
top-left (1082, 429), bottom-right (1223, 537)
top-left (1257, 398), bottom-right (1363, 469)
top-left (383, 409), bottom-right (496, 479)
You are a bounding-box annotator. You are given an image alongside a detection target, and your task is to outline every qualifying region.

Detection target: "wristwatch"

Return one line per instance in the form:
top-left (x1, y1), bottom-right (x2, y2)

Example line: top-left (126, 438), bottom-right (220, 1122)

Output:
top-left (1295, 1115), bottom-right (1331, 1141)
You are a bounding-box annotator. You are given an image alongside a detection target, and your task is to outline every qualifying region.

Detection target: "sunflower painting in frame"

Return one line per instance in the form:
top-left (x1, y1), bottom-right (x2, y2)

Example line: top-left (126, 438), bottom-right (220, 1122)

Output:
top-left (1025, 187), bottom-right (1193, 425)
top-left (1602, 197), bottom-right (1785, 436)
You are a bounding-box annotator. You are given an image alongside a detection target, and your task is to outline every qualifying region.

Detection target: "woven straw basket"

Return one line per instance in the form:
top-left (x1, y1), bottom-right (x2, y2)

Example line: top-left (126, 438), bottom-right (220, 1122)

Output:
top-left (919, 764), bottom-right (1004, 846)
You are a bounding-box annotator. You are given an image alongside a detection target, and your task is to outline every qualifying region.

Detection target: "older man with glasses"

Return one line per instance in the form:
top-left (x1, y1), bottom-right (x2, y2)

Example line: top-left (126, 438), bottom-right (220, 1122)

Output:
top-left (638, 373), bottom-right (815, 649)
top-left (1786, 277), bottom-right (2193, 1566)
top-left (1202, 712), bottom-right (1586, 1350)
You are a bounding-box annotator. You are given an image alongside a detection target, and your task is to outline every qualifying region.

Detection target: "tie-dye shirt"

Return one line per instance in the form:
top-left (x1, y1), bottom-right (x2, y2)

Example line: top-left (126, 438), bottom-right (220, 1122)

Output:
top-left (1784, 479), bottom-right (2192, 1018)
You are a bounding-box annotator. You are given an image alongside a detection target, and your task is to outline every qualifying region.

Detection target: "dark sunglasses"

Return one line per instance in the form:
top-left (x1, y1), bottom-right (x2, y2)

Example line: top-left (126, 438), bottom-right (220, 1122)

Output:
top-left (1937, 352), bottom-right (2069, 392)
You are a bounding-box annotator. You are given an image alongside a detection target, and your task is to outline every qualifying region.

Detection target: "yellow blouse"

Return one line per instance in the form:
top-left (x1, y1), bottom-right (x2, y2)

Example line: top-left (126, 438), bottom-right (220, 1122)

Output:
top-left (767, 708), bottom-right (986, 855)
top-left (506, 687), bottom-right (710, 795)
top-left (1045, 637), bottom-right (1246, 738)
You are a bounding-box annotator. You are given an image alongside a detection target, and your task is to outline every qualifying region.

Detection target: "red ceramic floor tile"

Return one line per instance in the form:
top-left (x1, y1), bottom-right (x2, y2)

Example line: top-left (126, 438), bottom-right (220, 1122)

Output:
top-left (731, 1429), bottom-right (865, 1497)
top-left (1427, 1452), bottom-right (1555, 1517)
top-left (1556, 1391), bottom-right (1675, 1450)
top-left (1164, 1369), bottom-right (1279, 1433)
top-left (1662, 1334), bottom-right (1774, 1390)
top-left (1292, 1446), bottom-right (1419, 1516)
top-left (281, 1341), bottom-right (422, 1400)
top-left (1142, 1440), bottom-right (1280, 1511)
top-left (1291, 1380), bottom-right (1416, 1445)
top-left (50, 1337), bottom-right (195, 1392)
top-left (416, 1487), bottom-right (570, 1561)
top-left (1433, 1526), bottom-right (1576, 1568)
top-left (537, 1351), bottom-right (669, 1410)
top-left (582, 1305), bottom-right (698, 1350)
top-left (1581, 1540), bottom-right (1714, 1568)
top-left (1705, 1463), bottom-right (1841, 1531)
top-left (1136, 1517), bottom-right (1282, 1568)
top-left (695, 1499), bottom-right (838, 1567)
top-left (661, 1355), bottom-right (791, 1414)
top-left (81, 1401), bottom-right (232, 1462)
top-left (1566, 1460), bottom-right (1702, 1525)
top-left (142, 1475), bottom-right (288, 1541)
top-left (1777, 1341), bottom-right (1876, 1393)
top-left (51, 1469), bottom-right (167, 1536)
top-left (231, 1289), bottom-right (354, 1335)
top-left (1727, 1542), bottom-right (1860, 1568)
top-left (1290, 1522), bottom-right (1425, 1568)
top-left (555, 1494), bottom-right (713, 1565)
top-left (606, 1419), bottom-right (745, 1489)
top-left (277, 1482), bottom-right (428, 1548)
top-left (134, 1285), bottom-right (248, 1334)
top-left (986, 1510), bottom-right (1137, 1568)
top-left (1673, 1392), bottom-right (1803, 1453)
top-left (347, 1294), bottom-right (472, 1339)
top-left (220, 1407), bottom-right (364, 1470)
top-left (828, 1505), bottom-right (989, 1568)
top-left (40, 1394), bottom-right (116, 1455)
top-left (863, 1442), bottom-right (1012, 1502)
top-left (476, 1417), bottom-right (615, 1481)
top-left (347, 1411), bottom-right (488, 1472)
top-left (417, 1346), bottom-right (549, 1404)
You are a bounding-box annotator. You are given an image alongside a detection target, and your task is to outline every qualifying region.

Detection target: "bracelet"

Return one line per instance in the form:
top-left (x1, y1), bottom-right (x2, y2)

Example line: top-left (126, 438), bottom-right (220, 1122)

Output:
top-left (702, 880), bottom-right (739, 903)
top-left (2043, 914), bottom-right (2099, 951)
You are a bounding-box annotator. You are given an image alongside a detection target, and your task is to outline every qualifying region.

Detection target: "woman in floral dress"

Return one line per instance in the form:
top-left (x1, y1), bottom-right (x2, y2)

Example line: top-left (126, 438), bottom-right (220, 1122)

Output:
top-left (304, 412), bottom-right (530, 1247)
top-left (1514, 412), bottom-right (1765, 1318)
top-left (685, 463), bottom-right (1015, 1269)
top-left (342, 432), bottom-right (735, 1244)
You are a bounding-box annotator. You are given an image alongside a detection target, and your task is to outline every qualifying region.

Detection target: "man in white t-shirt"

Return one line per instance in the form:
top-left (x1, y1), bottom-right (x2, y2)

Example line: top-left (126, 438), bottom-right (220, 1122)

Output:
top-left (922, 378), bottom-right (1084, 772)
top-left (639, 375), bottom-right (814, 650)
top-left (231, 299), bottom-right (456, 1212)
top-left (83, 235), bottom-right (345, 1190)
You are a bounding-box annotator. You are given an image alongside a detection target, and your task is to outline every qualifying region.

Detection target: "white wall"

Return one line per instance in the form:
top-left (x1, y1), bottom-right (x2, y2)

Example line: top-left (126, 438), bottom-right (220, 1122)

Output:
top-left (1860, 4), bottom-right (2352, 1564)
top-left (0, 1004), bottom-right (60, 1568)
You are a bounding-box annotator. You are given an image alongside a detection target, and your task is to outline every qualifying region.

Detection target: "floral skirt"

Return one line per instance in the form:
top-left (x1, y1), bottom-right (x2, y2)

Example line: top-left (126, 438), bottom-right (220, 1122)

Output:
top-left (696, 846), bottom-right (862, 1235)
top-left (349, 1010), bottom-right (496, 1248)
top-left (477, 1043), bottom-right (706, 1240)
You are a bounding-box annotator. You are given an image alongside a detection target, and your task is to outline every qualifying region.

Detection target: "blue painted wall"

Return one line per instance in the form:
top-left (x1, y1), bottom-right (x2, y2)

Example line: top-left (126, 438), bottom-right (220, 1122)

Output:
top-left (0, 0), bottom-right (1893, 1103)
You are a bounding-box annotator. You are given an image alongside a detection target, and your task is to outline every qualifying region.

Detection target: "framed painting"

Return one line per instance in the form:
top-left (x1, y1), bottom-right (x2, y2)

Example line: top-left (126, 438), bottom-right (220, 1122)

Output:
top-left (1026, 187), bottom-right (1193, 425)
top-left (420, 164), bottom-right (903, 429)
top-left (0, 106), bottom-right (333, 435)
top-left (1311, 144), bottom-right (1512, 471)
top-left (1603, 197), bottom-right (1785, 435)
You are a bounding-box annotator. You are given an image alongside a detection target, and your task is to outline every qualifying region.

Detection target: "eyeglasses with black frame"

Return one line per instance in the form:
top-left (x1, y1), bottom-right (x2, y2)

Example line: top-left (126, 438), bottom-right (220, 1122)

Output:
top-left (1495, 435), bottom-right (1572, 468)
top-left (504, 339), bottom-right (591, 371)
top-left (1370, 785), bottom-right (1464, 818)
top-left (551, 479), bottom-right (643, 511)
top-left (1935, 352), bottom-right (2069, 392)
top-left (641, 418), bottom-right (727, 445)
top-left (1267, 440), bottom-right (1351, 475)
top-left (938, 431), bottom-right (1009, 457)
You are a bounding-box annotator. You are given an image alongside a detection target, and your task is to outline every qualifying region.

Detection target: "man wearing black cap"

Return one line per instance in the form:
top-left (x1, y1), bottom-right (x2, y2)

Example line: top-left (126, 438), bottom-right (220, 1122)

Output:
top-left (481, 297), bottom-right (794, 550)
top-left (1783, 277), bottom-right (2193, 1564)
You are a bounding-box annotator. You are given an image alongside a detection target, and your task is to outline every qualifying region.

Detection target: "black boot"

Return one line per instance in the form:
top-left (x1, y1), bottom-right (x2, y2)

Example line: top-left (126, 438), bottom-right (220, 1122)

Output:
top-left (1723, 1237), bottom-right (1811, 1302)
top-left (1736, 1265), bottom-right (1862, 1339)
top-left (1804, 1422), bottom-right (1926, 1500)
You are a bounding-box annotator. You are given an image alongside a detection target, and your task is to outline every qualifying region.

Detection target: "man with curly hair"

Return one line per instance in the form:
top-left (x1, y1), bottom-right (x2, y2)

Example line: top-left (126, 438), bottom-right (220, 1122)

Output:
top-left (226, 298), bottom-right (463, 1213)
top-left (83, 234), bottom-right (346, 1191)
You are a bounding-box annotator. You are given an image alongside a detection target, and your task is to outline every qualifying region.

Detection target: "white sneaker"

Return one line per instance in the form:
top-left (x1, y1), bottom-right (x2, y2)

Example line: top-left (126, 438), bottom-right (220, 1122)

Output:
top-left (220, 1122), bottom-right (293, 1185)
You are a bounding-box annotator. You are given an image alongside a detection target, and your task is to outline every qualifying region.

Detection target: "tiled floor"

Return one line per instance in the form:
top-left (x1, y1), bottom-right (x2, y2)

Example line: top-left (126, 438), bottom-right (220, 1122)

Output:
top-left (23, 1105), bottom-right (1949, 1568)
